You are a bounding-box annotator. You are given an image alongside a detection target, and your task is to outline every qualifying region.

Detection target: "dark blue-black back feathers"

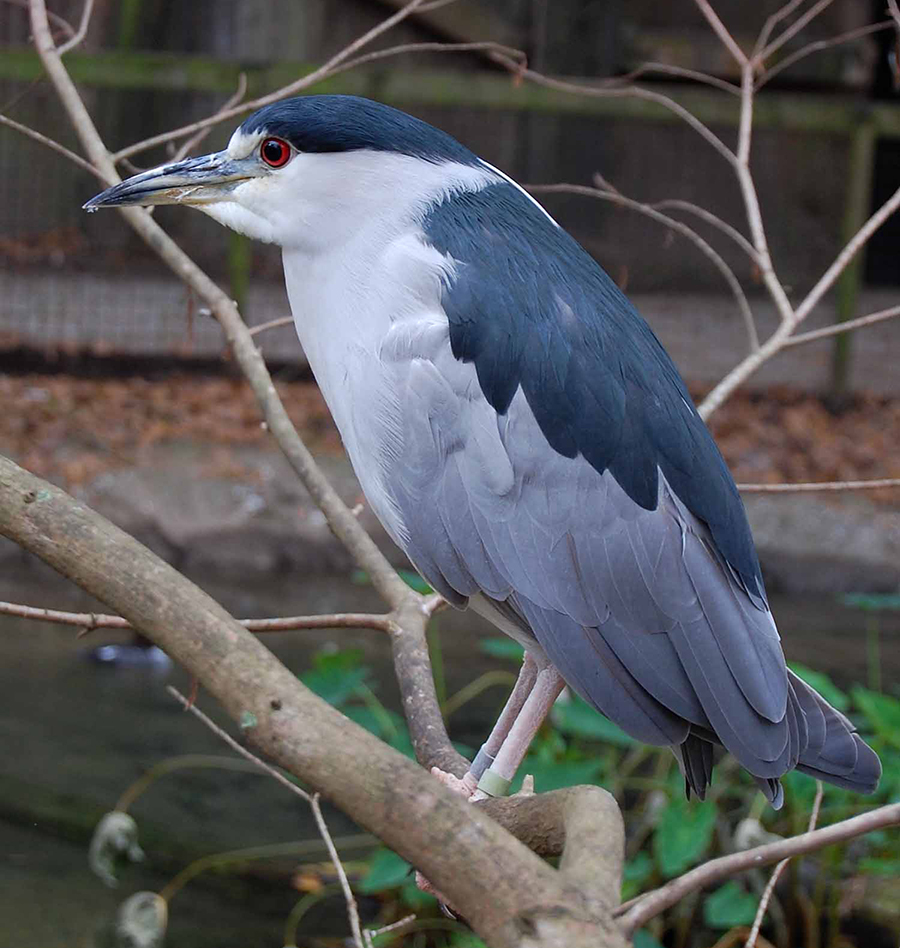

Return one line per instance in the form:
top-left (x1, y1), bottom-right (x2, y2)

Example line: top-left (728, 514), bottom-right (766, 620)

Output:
top-left (423, 183), bottom-right (766, 606)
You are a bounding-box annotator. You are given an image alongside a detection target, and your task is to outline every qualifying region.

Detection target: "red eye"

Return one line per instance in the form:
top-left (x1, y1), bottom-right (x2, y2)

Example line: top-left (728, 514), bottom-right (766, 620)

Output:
top-left (260, 137), bottom-right (291, 168)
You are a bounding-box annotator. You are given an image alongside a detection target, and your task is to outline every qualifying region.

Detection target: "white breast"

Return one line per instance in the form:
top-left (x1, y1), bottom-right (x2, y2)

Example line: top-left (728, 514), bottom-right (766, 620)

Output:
top-left (280, 152), bottom-right (495, 547)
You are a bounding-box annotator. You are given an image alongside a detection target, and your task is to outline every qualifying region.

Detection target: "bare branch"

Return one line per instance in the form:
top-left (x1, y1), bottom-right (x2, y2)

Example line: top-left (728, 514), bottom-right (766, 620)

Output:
top-left (693, 0), bottom-right (748, 66)
top-left (57, 0), bottom-right (94, 55)
top-left (745, 782), bottom-right (823, 948)
top-left (737, 478), bottom-right (900, 493)
top-left (168, 685), bottom-right (311, 802)
top-left (794, 185), bottom-right (900, 325)
top-left (754, 0), bottom-right (806, 59)
top-left (490, 53), bottom-right (738, 168)
top-left (334, 39), bottom-right (524, 76)
top-left (171, 685), bottom-right (363, 946)
top-left (170, 72), bottom-right (248, 163)
top-left (608, 61), bottom-right (741, 96)
top-left (531, 182), bottom-right (759, 351)
top-left (616, 802), bottom-right (900, 934)
top-left (311, 793), bottom-right (365, 948)
top-left (651, 199), bottom-right (759, 261)
top-left (783, 304), bottom-right (900, 346)
top-left (757, 0), bottom-right (837, 66)
top-left (0, 112), bottom-right (108, 182)
top-left (756, 21), bottom-right (894, 90)
top-left (2, 0), bottom-right (73, 39)
top-left (701, 181), bottom-right (900, 418)
top-left (0, 599), bottom-right (398, 634)
top-left (248, 315), bottom-right (294, 337)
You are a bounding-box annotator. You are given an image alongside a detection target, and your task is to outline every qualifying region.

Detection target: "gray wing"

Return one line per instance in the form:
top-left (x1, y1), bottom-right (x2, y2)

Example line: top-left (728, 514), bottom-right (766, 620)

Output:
top-left (377, 315), bottom-right (799, 785)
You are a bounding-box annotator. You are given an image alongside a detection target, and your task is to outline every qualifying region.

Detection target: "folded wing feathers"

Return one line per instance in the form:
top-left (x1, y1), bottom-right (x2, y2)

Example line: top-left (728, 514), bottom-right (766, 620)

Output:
top-left (386, 322), bottom-right (880, 803)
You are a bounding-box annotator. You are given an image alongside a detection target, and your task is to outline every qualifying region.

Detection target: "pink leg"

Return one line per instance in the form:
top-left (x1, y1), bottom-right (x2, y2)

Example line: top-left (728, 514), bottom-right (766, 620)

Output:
top-left (472, 665), bottom-right (565, 800)
top-left (471, 651), bottom-right (540, 779)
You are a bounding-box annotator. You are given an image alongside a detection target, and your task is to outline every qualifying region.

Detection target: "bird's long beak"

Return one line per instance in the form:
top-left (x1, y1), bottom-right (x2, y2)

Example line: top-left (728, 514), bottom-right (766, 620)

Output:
top-left (83, 151), bottom-right (259, 211)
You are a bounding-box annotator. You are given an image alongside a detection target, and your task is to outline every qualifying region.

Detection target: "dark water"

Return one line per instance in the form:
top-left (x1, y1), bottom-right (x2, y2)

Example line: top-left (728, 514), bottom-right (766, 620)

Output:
top-left (1, 558), bottom-right (898, 946)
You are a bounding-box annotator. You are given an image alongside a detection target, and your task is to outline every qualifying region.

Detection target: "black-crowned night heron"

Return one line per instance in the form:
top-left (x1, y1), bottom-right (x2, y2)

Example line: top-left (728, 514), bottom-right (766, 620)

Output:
top-left (86, 95), bottom-right (880, 807)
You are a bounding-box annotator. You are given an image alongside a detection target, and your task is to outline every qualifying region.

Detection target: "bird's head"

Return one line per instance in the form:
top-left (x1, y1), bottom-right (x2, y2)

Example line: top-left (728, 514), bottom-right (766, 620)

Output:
top-left (85, 95), bottom-right (486, 249)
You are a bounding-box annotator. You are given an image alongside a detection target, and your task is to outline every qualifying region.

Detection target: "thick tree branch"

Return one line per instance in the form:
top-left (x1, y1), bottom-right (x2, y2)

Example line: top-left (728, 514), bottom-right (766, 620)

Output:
top-left (0, 453), bottom-right (626, 948)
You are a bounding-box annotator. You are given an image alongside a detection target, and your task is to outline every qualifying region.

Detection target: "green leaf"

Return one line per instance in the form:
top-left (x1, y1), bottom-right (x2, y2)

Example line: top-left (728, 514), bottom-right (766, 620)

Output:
top-left (360, 848), bottom-right (411, 894)
top-left (552, 696), bottom-right (636, 747)
top-left (448, 935), bottom-right (488, 947)
top-left (654, 795), bottom-right (717, 878)
top-left (400, 880), bottom-right (437, 910)
top-left (351, 568), bottom-right (432, 593)
top-left (621, 852), bottom-right (654, 900)
top-left (398, 569), bottom-right (433, 594)
top-left (788, 663), bottom-right (849, 711)
top-left (859, 856), bottom-right (900, 875)
top-left (703, 881), bottom-right (759, 928)
top-left (632, 931), bottom-right (666, 948)
top-left (478, 637), bottom-right (525, 662)
top-left (851, 687), bottom-right (900, 748)
top-left (300, 664), bottom-right (368, 707)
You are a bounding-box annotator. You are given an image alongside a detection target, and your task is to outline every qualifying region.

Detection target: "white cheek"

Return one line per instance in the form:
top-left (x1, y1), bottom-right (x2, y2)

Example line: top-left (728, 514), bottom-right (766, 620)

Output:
top-left (199, 198), bottom-right (279, 244)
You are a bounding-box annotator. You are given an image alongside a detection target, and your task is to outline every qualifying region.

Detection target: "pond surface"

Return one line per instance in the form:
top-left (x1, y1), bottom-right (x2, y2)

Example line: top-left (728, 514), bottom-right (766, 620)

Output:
top-left (1, 558), bottom-right (898, 946)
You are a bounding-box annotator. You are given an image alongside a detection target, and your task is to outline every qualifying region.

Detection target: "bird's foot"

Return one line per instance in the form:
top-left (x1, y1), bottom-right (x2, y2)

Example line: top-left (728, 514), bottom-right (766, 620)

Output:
top-left (414, 768), bottom-right (480, 909)
top-left (429, 766), bottom-right (479, 800)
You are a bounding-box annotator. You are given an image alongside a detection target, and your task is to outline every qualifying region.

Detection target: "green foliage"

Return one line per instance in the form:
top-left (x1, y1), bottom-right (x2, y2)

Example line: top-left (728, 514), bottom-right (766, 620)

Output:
top-left (361, 848), bottom-right (413, 894)
top-left (789, 662), bottom-right (850, 711)
top-left (703, 881), bottom-right (759, 928)
top-left (352, 568), bottom-right (434, 594)
top-left (654, 791), bottom-right (717, 878)
top-left (551, 694), bottom-right (636, 747)
top-left (296, 633), bottom-right (900, 947)
top-left (477, 636), bottom-right (525, 661)
top-left (851, 687), bottom-right (900, 750)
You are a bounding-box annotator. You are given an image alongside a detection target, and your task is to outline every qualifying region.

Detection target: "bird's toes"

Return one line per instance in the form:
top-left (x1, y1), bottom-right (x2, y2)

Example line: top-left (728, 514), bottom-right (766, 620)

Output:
top-left (430, 766), bottom-right (479, 800)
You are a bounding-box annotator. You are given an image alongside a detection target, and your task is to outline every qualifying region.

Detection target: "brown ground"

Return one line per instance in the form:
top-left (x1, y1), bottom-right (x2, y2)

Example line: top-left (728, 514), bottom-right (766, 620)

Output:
top-left (1, 373), bottom-right (898, 507)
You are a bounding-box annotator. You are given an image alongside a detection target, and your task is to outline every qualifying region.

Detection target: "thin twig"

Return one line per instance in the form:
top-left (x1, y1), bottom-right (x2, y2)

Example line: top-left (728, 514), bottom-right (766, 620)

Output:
top-left (365, 914), bottom-right (417, 947)
top-left (113, 0), bottom-right (443, 162)
top-left (333, 39), bottom-right (524, 77)
top-left (170, 72), bottom-right (247, 163)
top-left (651, 199), bottom-right (759, 261)
top-left (531, 182), bottom-right (759, 351)
top-left (248, 315), bottom-right (294, 337)
top-left (794, 185), bottom-right (900, 324)
top-left (757, 0), bottom-right (837, 65)
top-left (783, 304), bottom-right (900, 346)
top-left (756, 21), bottom-right (894, 90)
top-left (616, 802), bottom-right (900, 934)
top-left (311, 793), bottom-right (364, 948)
top-left (167, 685), bottom-right (311, 800)
top-left (0, 599), bottom-right (398, 634)
top-left (754, 0), bottom-right (807, 59)
top-left (2, 0), bottom-right (73, 38)
top-left (0, 112), bottom-right (107, 182)
top-left (693, 0), bottom-right (748, 65)
top-left (737, 478), bottom-right (900, 493)
top-left (604, 61), bottom-right (741, 96)
top-left (57, 0), bottom-right (94, 55)
top-left (745, 781), bottom-right (823, 948)
top-left (490, 53), bottom-right (738, 168)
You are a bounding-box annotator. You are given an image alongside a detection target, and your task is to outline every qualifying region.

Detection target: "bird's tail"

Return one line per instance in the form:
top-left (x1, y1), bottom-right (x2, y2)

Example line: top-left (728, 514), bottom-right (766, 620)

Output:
top-left (789, 670), bottom-right (881, 794)
top-left (676, 671), bottom-right (880, 808)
